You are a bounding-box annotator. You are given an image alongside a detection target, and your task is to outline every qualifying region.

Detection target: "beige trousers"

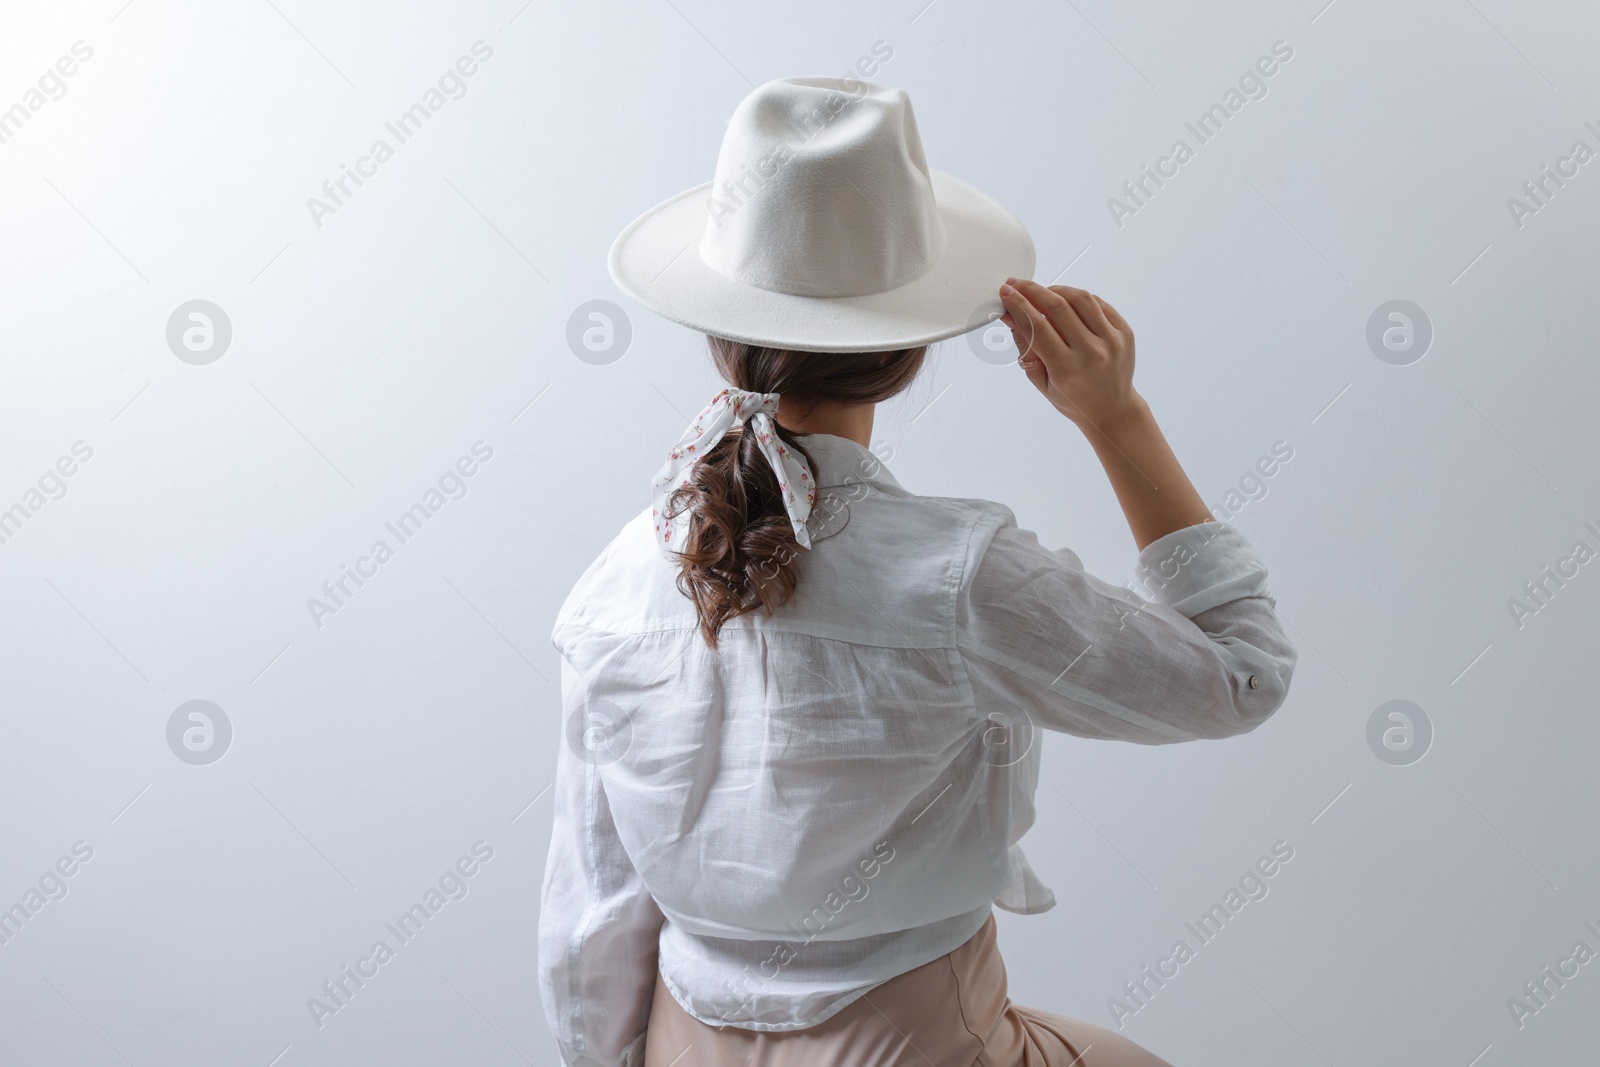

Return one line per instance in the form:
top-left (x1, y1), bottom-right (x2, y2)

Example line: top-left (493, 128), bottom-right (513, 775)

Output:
top-left (643, 914), bottom-right (1176, 1067)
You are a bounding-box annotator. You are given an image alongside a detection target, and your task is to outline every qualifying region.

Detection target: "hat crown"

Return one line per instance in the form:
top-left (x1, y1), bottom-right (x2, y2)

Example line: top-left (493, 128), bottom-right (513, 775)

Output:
top-left (699, 76), bottom-right (947, 299)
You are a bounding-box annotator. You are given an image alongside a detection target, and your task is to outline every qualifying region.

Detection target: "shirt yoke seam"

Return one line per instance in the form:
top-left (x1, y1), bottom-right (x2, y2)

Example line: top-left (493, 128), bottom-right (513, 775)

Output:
top-left (554, 620), bottom-right (959, 654)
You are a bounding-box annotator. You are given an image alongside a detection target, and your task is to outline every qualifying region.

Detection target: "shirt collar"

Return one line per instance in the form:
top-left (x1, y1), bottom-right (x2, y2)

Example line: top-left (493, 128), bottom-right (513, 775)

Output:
top-left (794, 432), bottom-right (905, 493)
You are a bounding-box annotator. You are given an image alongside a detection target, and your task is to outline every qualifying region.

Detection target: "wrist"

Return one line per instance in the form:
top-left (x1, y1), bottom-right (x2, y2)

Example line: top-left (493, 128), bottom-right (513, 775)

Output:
top-left (1077, 392), bottom-right (1151, 440)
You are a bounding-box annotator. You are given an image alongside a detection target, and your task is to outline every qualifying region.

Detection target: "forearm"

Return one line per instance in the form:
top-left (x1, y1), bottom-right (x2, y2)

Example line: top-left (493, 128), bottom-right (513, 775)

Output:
top-left (1079, 394), bottom-right (1216, 551)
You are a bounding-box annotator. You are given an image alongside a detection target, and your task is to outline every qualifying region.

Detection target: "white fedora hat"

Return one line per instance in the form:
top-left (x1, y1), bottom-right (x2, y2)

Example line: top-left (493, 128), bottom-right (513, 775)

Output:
top-left (608, 75), bottom-right (1035, 354)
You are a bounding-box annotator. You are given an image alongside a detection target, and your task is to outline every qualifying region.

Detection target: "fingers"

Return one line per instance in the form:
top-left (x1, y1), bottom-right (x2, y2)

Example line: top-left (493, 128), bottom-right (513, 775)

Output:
top-left (1009, 278), bottom-right (1096, 350)
top-left (1049, 285), bottom-right (1116, 340)
top-left (997, 282), bottom-right (1059, 363)
top-left (1093, 294), bottom-right (1131, 337)
top-left (997, 280), bottom-right (1130, 377)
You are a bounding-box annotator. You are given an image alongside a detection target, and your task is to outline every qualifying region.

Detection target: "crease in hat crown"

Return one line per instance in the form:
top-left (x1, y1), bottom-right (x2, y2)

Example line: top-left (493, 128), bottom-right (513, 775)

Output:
top-left (698, 76), bottom-right (947, 299)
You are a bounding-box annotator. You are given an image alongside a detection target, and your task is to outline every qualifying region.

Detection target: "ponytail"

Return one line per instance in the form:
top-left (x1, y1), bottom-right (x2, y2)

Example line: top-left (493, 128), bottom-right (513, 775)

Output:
top-left (666, 335), bottom-right (926, 648)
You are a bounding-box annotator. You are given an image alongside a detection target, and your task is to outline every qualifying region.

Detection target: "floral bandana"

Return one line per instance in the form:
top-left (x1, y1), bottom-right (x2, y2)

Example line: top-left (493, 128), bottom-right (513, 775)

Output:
top-left (650, 387), bottom-right (817, 558)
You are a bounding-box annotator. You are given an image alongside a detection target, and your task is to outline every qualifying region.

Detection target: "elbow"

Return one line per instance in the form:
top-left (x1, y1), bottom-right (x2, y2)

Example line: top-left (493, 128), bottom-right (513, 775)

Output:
top-left (1239, 662), bottom-right (1294, 735)
top-left (1195, 651), bottom-right (1297, 741)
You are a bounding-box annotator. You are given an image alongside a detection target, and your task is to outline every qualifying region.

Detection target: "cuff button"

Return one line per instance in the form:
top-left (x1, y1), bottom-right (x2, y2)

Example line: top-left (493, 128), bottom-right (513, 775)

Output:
top-left (1247, 674), bottom-right (1260, 690)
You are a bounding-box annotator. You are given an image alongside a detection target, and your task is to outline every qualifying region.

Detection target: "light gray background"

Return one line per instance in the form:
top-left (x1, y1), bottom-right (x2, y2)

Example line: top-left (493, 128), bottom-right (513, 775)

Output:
top-left (2, 0), bottom-right (1597, 1064)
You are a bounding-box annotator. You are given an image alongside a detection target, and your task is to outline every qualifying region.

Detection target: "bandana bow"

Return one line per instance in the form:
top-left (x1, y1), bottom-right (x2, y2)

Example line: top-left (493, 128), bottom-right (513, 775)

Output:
top-left (650, 387), bottom-right (817, 557)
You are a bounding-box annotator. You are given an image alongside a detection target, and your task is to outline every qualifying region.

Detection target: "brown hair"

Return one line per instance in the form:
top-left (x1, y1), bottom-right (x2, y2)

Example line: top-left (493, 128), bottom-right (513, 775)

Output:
top-left (665, 334), bottom-right (927, 648)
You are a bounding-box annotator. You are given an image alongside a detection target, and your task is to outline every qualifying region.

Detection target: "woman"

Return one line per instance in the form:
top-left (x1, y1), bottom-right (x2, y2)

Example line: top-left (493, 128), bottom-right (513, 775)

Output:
top-left (540, 76), bottom-right (1296, 1067)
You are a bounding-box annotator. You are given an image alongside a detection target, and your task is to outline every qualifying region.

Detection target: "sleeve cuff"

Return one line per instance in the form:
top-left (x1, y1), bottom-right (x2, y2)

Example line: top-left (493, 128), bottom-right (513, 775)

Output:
top-left (1133, 521), bottom-right (1274, 616)
top-left (617, 1032), bottom-right (647, 1067)
top-left (993, 844), bottom-right (1057, 915)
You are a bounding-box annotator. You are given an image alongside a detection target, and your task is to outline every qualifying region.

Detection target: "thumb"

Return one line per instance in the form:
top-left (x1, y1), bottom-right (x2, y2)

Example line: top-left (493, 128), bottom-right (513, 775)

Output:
top-left (999, 311), bottom-right (1048, 392)
top-left (1018, 349), bottom-right (1050, 394)
top-left (998, 319), bottom-right (1049, 398)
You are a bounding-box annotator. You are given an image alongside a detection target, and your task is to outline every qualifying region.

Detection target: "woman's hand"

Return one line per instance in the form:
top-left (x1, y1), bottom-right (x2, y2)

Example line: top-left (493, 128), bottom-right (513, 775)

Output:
top-left (997, 278), bottom-right (1144, 433)
top-left (997, 277), bottom-right (1216, 549)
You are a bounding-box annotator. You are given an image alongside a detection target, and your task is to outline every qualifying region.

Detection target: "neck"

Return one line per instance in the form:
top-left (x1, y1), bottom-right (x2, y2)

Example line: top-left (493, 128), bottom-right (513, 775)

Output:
top-left (774, 398), bottom-right (875, 448)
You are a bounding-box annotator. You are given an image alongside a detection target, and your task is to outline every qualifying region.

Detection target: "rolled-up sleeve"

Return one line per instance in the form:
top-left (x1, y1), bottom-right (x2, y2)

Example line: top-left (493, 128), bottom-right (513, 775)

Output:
top-left (538, 655), bottom-right (665, 1067)
top-left (954, 508), bottom-right (1297, 743)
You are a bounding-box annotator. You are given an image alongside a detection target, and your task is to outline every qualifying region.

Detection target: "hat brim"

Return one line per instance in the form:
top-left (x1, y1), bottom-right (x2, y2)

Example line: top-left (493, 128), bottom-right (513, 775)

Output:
top-left (607, 169), bottom-right (1035, 354)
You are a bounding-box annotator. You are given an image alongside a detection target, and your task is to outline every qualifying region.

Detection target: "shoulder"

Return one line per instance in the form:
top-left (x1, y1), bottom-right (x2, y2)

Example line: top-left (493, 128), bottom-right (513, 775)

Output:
top-left (814, 477), bottom-right (1011, 550)
top-left (883, 492), bottom-right (1022, 575)
top-left (797, 486), bottom-right (1020, 642)
top-left (550, 507), bottom-right (656, 637)
top-left (937, 497), bottom-right (1054, 603)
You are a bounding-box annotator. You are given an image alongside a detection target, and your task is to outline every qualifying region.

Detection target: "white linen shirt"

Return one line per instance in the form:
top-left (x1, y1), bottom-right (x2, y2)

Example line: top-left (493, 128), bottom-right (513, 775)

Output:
top-left (539, 432), bottom-right (1297, 1067)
